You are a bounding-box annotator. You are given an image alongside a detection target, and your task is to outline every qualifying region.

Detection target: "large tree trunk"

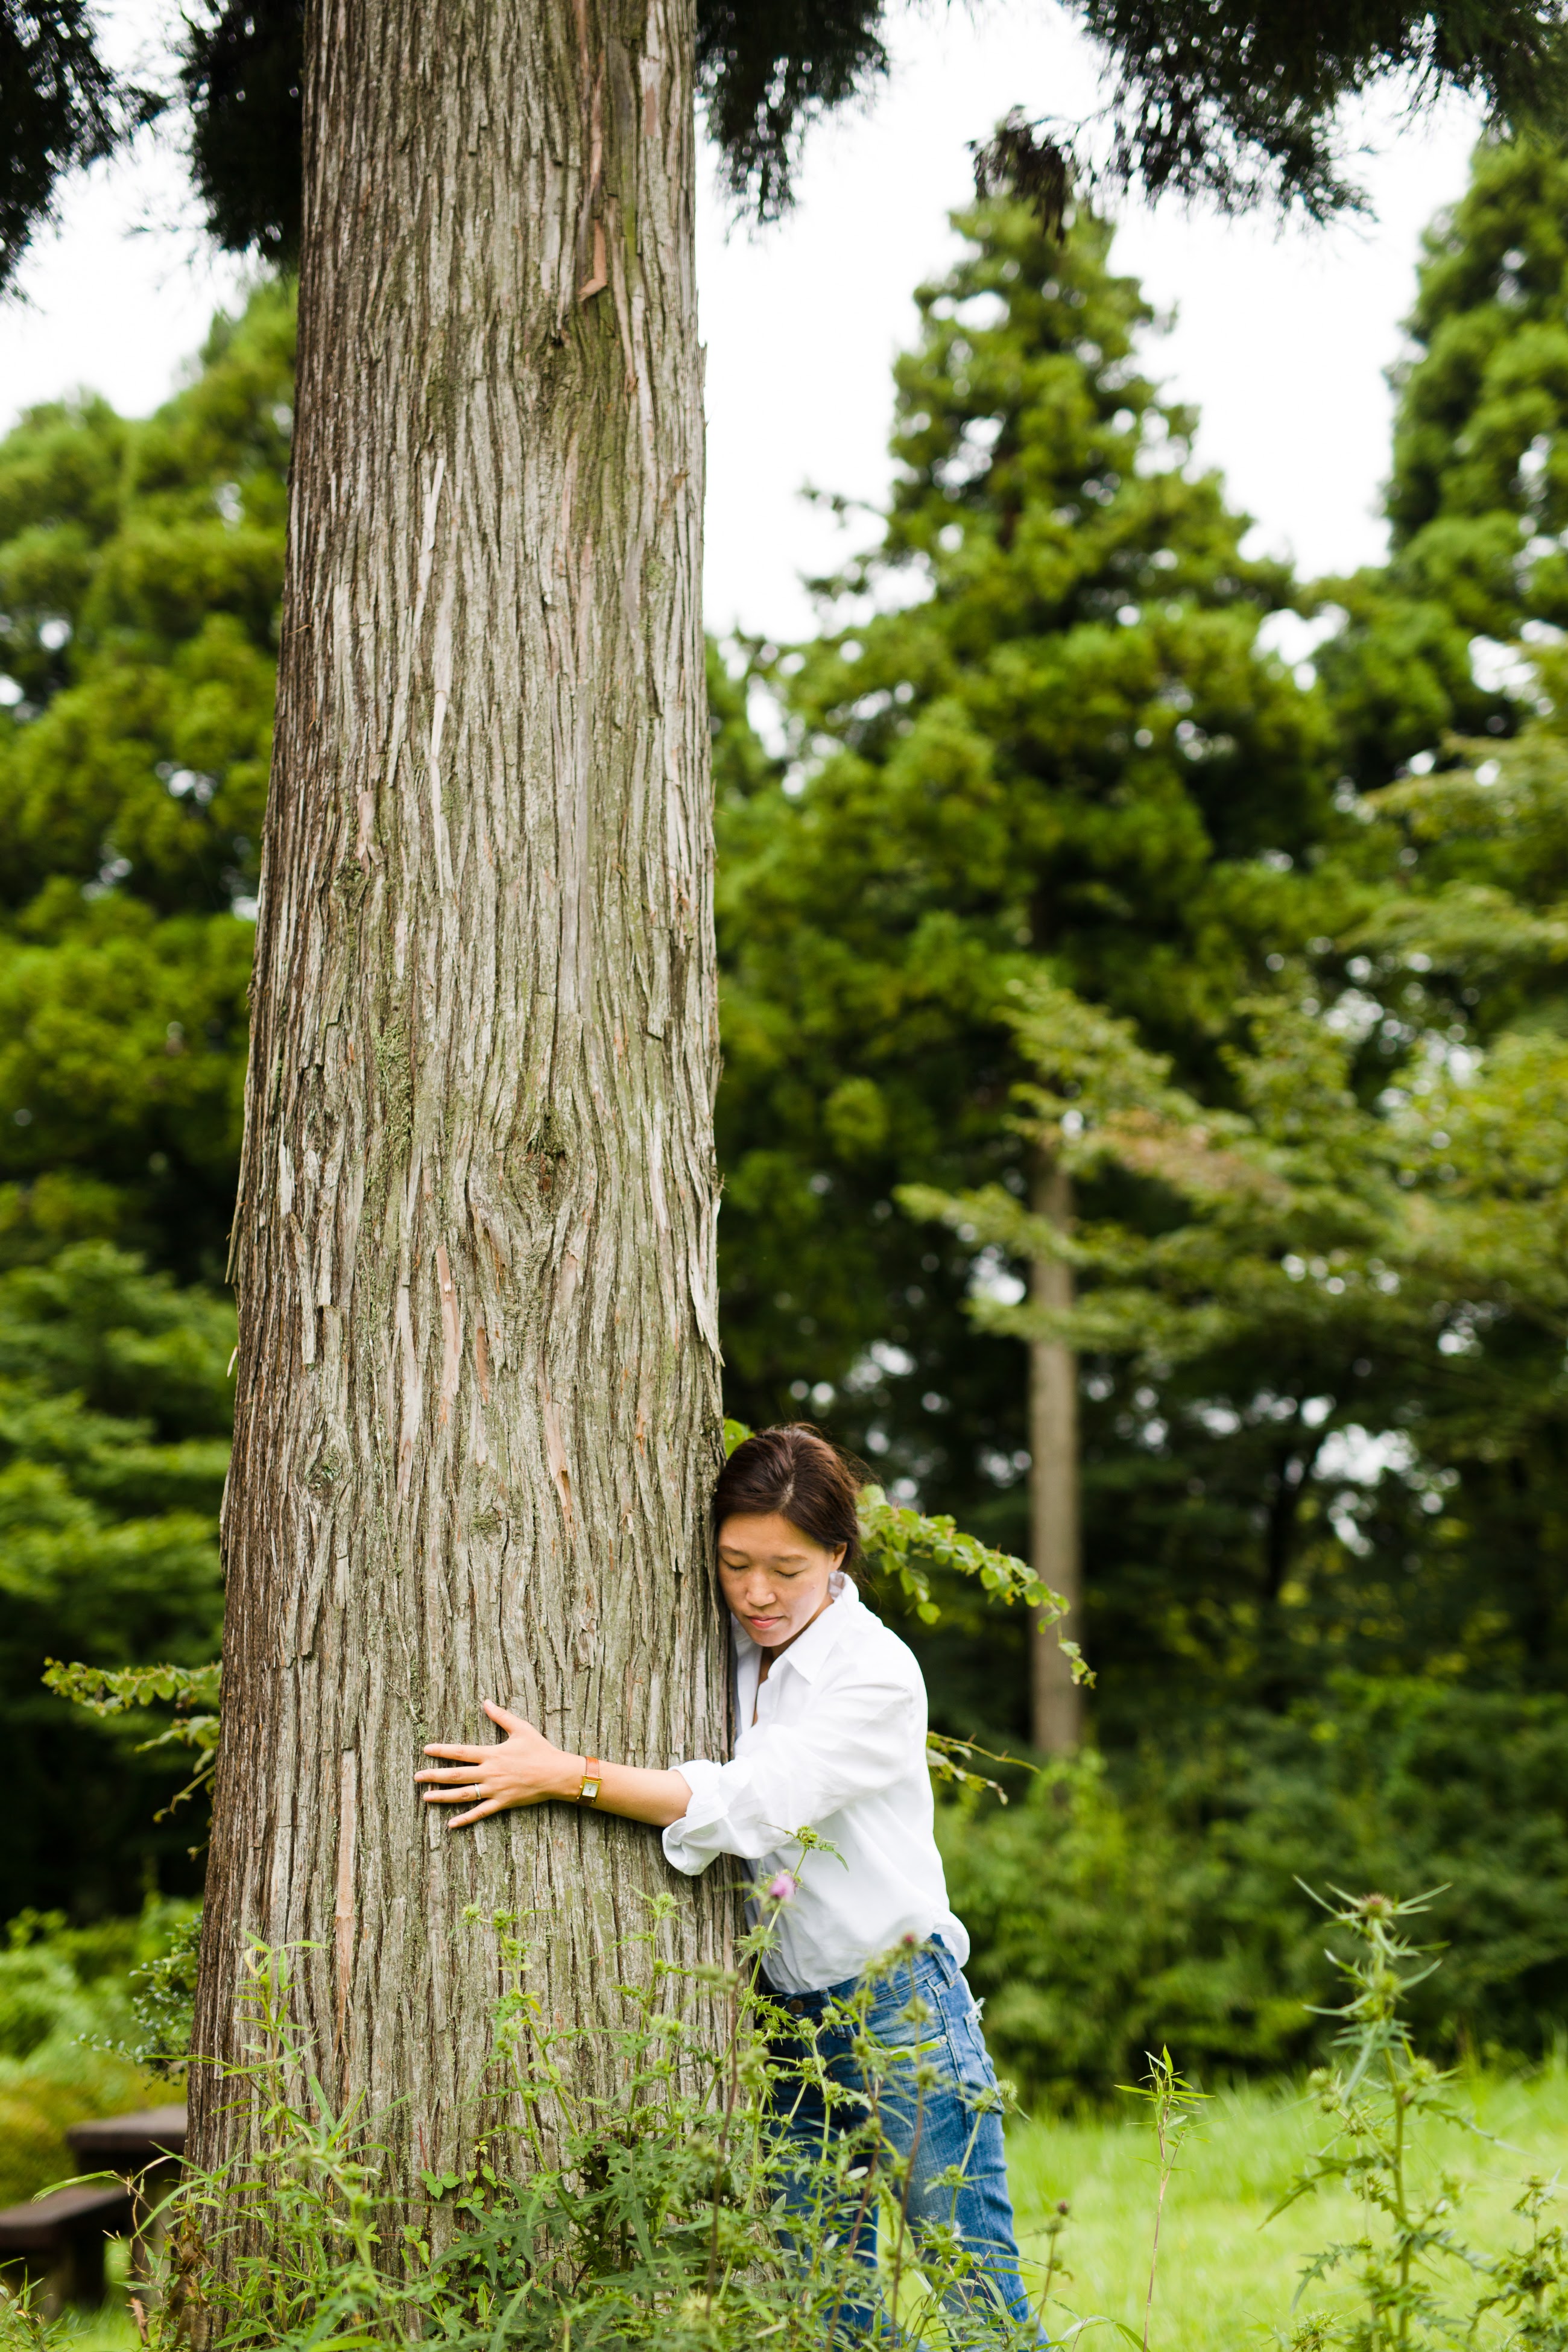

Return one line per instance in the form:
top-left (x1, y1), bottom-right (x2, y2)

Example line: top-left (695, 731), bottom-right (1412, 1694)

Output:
top-left (191, 0), bottom-right (729, 2211)
top-left (1029, 1157), bottom-right (1083, 1753)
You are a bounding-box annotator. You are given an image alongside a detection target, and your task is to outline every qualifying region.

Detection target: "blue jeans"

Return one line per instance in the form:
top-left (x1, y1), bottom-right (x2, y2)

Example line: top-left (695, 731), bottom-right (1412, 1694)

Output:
top-left (763, 1937), bottom-right (1039, 2344)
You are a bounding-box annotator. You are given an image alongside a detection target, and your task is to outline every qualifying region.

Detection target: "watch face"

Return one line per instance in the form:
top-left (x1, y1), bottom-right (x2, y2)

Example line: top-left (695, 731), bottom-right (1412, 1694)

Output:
top-left (583, 1778), bottom-right (601, 1801)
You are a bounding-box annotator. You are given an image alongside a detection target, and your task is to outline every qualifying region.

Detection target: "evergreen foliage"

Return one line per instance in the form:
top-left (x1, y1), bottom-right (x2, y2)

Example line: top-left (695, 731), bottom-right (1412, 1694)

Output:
top-left (899, 698), bottom-right (1568, 1722)
top-left (1323, 138), bottom-right (1568, 783)
top-left (0, 0), bottom-right (134, 289)
top-left (0, 296), bottom-right (271, 1918)
top-left (0, 1244), bottom-right (230, 1915)
top-left (695, 0), bottom-right (890, 218)
top-left (903, 888), bottom-right (1568, 1715)
top-left (8, 0), bottom-right (1568, 291)
top-left (715, 150), bottom-right (1568, 1743)
top-left (1073, 0), bottom-right (1568, 217)
top-left (1348, 717), bottom-right (1568, 1682)
top-left (0, 280), bottom-right (289, 1280)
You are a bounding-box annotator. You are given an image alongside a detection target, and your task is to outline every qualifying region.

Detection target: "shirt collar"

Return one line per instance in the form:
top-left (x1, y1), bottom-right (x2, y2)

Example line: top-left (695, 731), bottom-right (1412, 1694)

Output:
top-left (731, 1569), bottom-right (859, 1684)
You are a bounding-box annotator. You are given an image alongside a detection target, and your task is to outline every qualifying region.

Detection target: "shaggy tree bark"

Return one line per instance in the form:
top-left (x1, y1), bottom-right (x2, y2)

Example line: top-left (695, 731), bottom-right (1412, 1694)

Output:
top-left (191, 0), bottom-right (730, 2205)
top-left (1029, 1158), bottom-right (1083, 1753)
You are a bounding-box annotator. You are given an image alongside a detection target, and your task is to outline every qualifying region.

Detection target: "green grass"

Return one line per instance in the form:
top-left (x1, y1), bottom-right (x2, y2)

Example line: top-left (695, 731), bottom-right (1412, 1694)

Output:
top-left (1008, 2061), bottom-right (1568, 2351)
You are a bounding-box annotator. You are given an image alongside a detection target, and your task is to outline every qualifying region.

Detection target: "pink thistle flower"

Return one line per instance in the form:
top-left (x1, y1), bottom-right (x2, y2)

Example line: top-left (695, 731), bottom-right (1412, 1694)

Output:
top-left (766, 1871), bottom-right (797, 1904)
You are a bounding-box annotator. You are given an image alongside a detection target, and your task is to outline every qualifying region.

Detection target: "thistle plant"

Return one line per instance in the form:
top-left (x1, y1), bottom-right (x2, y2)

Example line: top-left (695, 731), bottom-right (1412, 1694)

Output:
top-left (1272, 1888), bottom-right (1486, 2352)
top-left (1031, 2196), bottom-right (1072, 2343)
top-left (1471, 2176), bottom-right (1568, 2352)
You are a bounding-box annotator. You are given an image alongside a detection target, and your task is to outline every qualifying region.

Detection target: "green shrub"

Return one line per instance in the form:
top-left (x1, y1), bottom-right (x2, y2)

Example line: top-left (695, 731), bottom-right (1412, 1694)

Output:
top-left (0, 1244), bottom-right (230, 1919)
top-left (942, 1677), bottom-right (1568, 2107)
top-left (0, 1902), bottom-right (197, 2205)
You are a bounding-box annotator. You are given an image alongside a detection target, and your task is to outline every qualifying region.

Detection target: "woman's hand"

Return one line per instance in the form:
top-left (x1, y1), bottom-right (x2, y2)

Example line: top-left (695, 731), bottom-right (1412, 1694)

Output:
top-left (416, 1701), bottom-right (580, 1827)
top-left (416, 1706), bottom-right (694, 1832)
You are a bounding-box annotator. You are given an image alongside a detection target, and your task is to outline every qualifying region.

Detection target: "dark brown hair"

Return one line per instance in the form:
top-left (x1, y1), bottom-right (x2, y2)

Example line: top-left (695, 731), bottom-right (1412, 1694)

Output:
top-left (710, 1424), bottom-right (864, 1572)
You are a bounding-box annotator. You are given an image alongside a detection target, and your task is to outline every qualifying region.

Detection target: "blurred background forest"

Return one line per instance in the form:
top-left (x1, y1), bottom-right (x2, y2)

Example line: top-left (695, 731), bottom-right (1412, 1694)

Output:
top-left (4, 130), bottom-right (1568, 2135)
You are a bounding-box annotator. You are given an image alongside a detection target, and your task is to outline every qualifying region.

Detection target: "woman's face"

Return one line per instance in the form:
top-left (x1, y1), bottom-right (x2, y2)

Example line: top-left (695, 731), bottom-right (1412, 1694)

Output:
top-left (716, 1511), bottom-right (844, 1650)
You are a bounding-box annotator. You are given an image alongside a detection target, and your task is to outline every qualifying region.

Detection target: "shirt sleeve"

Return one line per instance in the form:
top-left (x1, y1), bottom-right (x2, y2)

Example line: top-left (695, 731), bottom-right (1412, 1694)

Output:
top-left (661, 1668), bottom-right (917, 1876)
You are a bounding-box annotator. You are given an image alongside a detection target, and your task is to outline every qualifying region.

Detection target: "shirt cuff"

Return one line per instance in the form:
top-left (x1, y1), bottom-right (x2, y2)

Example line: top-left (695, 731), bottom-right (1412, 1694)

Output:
top-left (660, 1757), bottom-right (730, 1876)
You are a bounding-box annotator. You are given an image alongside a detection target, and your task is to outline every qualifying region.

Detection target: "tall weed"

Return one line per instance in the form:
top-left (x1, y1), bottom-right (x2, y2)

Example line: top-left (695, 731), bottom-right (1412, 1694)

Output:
top-left (1272, 1889), bottom-right (1568, 2352)
top-left (134, 1882), bottom-right (1042, 2352)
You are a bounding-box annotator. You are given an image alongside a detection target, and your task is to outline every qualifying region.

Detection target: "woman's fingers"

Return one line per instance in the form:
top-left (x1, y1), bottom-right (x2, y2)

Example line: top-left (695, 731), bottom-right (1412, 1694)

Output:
top-left (414, 1706), bottom-right (556, 1829)
top-left (482, 1700), bottom-right (530, 1735)
top-left (447, 1795), bottom-right (507, 1827)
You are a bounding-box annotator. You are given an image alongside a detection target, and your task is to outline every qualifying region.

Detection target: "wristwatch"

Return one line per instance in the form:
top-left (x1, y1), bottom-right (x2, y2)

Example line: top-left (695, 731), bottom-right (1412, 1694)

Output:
top-left (578, 1757), bottom-right (602, 1806)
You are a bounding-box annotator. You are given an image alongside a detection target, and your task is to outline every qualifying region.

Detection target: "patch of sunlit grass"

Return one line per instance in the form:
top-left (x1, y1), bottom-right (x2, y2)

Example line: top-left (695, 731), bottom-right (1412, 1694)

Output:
top-left (1008, 2058), bottom-right (1568, 2352)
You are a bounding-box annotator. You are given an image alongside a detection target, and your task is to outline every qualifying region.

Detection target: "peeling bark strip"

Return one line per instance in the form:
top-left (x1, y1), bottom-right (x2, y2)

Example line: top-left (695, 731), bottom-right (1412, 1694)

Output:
top-left (193, 0), bottom-right (730, 2210)
top-left (334, 1749), bottom-right (356, 2060)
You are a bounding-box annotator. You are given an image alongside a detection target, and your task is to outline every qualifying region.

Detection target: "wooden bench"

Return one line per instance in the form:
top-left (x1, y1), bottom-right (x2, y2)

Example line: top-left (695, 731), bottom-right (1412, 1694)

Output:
top-left (0, 2106), bottom-right (188, 2313)
top-left (66, 2106), bottom-right (187, 2175)
top-left (0, 2183), bottom-right (135, 2313)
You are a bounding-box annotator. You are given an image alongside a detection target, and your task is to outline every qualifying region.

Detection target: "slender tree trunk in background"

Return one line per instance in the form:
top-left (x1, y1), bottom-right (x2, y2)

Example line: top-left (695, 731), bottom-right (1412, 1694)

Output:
top-left (191, 0), bottom-right (729, 2211)
top-left (1029, 1157), bottom-right (1082, 1753)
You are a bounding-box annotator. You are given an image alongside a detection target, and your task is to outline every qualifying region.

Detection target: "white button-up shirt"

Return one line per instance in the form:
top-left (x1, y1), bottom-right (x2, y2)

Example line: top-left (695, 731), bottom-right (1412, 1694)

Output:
top-left (662, 1572), bottom-right (969, 1993)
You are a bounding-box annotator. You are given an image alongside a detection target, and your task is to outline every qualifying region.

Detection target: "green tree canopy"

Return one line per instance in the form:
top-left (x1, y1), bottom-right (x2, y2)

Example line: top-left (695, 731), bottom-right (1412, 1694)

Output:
top-left (719, 196), bottom-right (1334, 1387)
top-left (907, 929), bottom-right (1568, 1713)
top-left (0, 280), bottom-right (289, 1281)
top-left (898, 437), bottom-right (1568, 1712)
top-left (7, 0), bottom-right (1568, 291)
top-left (0, 1242), bottom-right (230, 1915)
top-left (1323, 139), bottom-right (1568, 785)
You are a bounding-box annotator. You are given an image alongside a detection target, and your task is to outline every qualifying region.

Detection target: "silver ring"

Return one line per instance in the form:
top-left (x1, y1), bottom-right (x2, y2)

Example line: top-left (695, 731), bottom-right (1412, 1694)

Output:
top-left (467, 1785), bottom-right (482, 1802)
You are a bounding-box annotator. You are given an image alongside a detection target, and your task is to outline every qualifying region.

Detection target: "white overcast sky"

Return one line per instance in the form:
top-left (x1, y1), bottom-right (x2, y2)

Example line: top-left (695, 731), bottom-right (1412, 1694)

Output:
top-left (1, 0), bottom-right (1484, 647)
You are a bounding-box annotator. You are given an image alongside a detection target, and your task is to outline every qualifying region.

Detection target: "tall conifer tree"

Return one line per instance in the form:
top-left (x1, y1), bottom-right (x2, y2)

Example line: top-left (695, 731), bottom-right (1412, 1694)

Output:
top-left (716, 198), bottom-right (1336, 1746)
top-left (1324, 138), bottom-right (1568, 780)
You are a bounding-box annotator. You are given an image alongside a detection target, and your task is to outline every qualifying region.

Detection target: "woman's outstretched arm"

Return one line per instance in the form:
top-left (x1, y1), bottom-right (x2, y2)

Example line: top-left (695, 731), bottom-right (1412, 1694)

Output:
top-left (416, 1701), bottom-right (692, 1829)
